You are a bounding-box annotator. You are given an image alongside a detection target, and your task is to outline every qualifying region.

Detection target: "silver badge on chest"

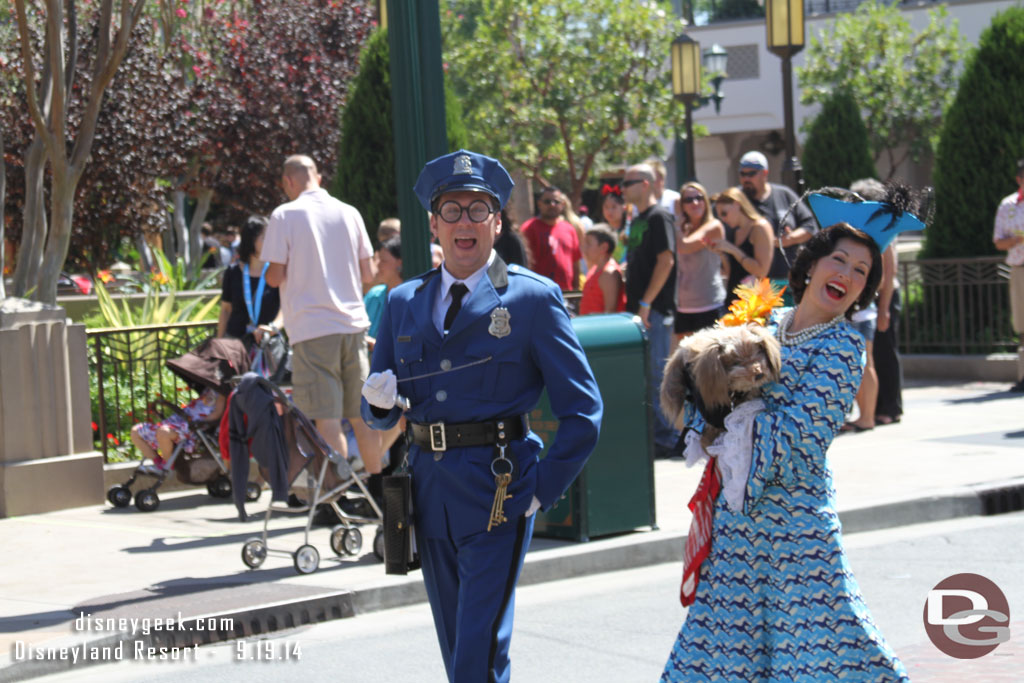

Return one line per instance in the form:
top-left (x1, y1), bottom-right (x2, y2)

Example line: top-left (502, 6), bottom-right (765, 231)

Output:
top-left (453, 154), bottom-right (473, 175)
top-left (489, 307), bottom-right (511, 338)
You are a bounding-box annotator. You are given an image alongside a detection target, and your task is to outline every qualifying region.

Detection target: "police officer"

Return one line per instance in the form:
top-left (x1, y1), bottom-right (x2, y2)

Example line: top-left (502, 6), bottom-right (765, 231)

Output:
top-left (361, 150), bottom-right (602, 682)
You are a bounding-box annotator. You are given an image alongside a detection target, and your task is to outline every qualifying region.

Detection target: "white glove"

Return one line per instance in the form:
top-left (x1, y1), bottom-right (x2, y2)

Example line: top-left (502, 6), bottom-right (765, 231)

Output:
top-left (525, 495), bottom-right (542, 517)
top-left (362, 370), bottom-right (398, 410)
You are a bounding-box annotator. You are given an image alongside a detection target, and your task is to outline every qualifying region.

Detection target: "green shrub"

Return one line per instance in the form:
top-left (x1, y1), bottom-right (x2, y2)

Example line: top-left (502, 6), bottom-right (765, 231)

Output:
top-left (928, 7), bottom-right (1024, 257)
top-left (333, 27), bottom-right (468, 244)
top-left (801, 89), bottom-right (876, 190)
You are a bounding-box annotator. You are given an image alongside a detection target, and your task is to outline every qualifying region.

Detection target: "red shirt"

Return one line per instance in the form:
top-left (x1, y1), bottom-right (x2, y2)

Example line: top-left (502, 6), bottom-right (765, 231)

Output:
top-left (580, 261), bottom-right (626, 315)
top-left (520, 216), bottom-right (581, 291)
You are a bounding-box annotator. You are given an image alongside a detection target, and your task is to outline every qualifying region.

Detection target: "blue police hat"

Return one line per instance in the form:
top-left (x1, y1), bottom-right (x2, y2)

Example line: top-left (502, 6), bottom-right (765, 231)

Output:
top-left (807, 193), bottom-right (925, 253)
top-left (413, 149), bottom-right (515, 212)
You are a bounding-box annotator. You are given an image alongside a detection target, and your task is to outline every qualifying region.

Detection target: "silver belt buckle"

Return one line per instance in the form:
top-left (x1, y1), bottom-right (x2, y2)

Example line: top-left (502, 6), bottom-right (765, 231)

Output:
top-left (429, 422), bottom-right (446, 452)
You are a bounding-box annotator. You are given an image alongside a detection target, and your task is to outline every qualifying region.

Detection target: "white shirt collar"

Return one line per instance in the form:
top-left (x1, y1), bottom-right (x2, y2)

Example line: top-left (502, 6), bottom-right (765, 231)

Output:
top-left (439, 250), bottom-right (496, 299)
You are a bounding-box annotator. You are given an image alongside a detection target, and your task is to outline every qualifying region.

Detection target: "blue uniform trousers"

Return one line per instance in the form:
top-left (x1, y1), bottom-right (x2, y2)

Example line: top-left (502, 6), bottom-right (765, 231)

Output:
top-left (417, 508), bottom-right (534, 682)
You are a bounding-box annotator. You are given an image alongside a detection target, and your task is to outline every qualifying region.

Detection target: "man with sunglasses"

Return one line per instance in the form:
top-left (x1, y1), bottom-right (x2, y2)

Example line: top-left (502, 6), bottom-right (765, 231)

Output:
top-left (621, 162), bottom-right (678, 459)
top-left (519, 186), bottom-right (582, 291)
top-left (736, 150), bottom-right (817, 299)
top-left (360, 149), bottom-right (602, 683)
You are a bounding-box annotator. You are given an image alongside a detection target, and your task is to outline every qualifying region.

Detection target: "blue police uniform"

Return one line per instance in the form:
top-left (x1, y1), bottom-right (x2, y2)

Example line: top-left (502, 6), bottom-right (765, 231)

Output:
top-left (361, 150), bottom-right (602, 682)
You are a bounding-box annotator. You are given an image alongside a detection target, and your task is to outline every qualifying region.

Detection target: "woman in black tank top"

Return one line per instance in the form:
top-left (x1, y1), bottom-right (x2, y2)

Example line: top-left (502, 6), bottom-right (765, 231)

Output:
top-left (709, 188), bottom-right (774, 306)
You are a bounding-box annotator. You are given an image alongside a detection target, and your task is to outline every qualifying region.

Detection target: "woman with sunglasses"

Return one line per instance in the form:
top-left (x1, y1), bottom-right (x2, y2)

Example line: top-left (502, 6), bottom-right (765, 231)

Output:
top-left (708, 187), bottom-right (773, 308)
top-left (672, 182), bottom-right (726, 345)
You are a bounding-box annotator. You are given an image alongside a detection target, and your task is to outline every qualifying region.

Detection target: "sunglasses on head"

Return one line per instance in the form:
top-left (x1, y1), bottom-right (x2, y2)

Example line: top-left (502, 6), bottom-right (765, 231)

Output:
top-left (739, 169), bottom-right (760, 178)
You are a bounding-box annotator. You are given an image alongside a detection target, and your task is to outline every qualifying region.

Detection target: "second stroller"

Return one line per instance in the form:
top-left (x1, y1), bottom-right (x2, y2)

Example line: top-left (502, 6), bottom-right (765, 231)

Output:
top-left (108, 337), bottom-right (257, 512)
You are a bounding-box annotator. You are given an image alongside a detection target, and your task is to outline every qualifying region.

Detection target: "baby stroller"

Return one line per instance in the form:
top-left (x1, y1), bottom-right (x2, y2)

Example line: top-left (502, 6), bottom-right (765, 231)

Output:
top-left (107, 337), bottom-right (259, 512)
top-left (230, 374), bottom-right (384, 575)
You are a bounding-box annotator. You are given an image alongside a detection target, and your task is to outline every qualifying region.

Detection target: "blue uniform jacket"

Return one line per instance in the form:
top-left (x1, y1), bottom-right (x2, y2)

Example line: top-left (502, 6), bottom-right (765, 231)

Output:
top-left (361, 257), bottom-right (602, 541)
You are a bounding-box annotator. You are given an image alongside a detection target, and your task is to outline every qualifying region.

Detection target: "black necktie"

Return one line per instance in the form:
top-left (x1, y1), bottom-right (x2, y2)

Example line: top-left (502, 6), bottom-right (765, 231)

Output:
top-left (444, 283), bottom-right (469, 333)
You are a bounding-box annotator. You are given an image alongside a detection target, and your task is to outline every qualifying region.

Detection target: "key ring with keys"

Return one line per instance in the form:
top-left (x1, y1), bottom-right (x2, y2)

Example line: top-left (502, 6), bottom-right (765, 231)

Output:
top-left (491, 445), bottom-right (514, 477)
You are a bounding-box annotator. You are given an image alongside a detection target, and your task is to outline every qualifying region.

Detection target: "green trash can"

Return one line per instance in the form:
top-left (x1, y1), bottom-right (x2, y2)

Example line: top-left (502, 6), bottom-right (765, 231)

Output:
top-left (532, 313), bottom-right (655, 541)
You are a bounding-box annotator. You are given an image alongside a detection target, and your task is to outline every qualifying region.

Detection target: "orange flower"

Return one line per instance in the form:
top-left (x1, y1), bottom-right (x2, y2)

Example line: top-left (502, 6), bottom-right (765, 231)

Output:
top-left (150, 271), bottom-right (170, 286)
top-left (719, 278), bottom-right (786, 327)
top-left (97, 270), bottom-right (114, 283)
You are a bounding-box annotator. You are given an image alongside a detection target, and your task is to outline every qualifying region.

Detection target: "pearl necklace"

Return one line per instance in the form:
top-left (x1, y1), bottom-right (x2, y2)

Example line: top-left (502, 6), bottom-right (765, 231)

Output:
top-left (775, 308), bottom-right (845, 346)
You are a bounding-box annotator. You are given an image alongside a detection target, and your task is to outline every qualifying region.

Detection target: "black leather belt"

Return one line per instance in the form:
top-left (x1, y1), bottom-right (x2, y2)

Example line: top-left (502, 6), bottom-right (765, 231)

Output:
top-left (409, 415), bottom-right (529, 452)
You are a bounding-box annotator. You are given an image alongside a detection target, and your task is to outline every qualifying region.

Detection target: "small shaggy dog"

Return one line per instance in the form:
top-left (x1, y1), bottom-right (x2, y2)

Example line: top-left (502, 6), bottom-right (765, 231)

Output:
top-left (661, 324), bottom-right (782, 448)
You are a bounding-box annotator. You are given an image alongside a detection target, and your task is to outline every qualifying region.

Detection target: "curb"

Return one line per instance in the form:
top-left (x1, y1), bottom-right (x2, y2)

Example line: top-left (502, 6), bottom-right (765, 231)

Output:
top-left (4, 478), bottom-right (1024, 682)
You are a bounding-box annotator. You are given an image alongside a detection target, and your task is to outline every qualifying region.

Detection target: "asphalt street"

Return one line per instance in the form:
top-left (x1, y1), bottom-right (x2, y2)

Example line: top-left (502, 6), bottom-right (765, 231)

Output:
top-left (37, 511), bottom-right (1024, 683)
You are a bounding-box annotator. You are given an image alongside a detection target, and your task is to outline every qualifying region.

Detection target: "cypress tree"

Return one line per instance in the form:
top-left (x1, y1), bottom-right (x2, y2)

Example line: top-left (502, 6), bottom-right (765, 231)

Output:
top-left (927, 7), bottom-right (1024, 258)
top-left (801, 89), bottom-right (876, 191)
top-left (334, 28), bottom-right (468, 243)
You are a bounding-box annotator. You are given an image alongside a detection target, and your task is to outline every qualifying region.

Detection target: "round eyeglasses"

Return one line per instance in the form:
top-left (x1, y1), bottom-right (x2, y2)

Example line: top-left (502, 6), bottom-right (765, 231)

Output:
top-left (437, 199), bottom-right (497, 224)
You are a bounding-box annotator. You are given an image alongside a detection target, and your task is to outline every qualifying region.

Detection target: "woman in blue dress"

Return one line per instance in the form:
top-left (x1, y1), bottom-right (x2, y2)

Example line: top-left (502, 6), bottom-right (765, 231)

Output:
top-left (662, 191), bottom-right (923, 682)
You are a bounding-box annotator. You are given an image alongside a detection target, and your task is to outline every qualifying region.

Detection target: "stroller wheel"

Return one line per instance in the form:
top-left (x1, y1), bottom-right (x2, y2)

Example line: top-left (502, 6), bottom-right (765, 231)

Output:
top-left (245, 482), bottom-right (262, 502)
top-left (293, 544), bottom-right (320, 575)
top-left (329, 526), bottom-right (346, 556)
top-left (209, 475), bottom-right (232, 498)
top-left (107, 485), bottom-right (131, 508)
top-left (331, 526), bottom-right (362, 556)
top-left (241, 538), bottom-right (267, 569)
top-left (135, 489), bottom-right (160, 512)
top-left (373, 528), bottom-right (385, 562)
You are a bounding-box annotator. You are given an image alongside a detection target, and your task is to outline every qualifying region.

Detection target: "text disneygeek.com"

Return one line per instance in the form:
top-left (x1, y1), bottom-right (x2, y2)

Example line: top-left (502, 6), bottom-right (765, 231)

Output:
top-left (72, 612), bottom-right (235, 636)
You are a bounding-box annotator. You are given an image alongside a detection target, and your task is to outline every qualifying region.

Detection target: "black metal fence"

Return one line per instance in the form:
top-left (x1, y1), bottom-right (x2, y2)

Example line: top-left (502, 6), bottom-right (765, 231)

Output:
top-left (898, 256), bottom-right (1017, 354)
top-left (87, 321), bottom-right (217, 460)
top-left (82, 259), bottom-right (1015, 458)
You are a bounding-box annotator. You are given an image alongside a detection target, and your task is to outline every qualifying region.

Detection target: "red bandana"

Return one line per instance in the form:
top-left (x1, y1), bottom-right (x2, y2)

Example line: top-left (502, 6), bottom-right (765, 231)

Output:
top-left (680, 457), bottom-right (721, 606)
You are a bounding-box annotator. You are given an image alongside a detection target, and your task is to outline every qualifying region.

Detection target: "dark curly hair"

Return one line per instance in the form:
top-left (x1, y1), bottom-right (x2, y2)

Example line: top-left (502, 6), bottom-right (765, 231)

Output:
top-left (237, 215), bottom-right (269, 263)
top-left (788, 222), bottom-right (882, 319)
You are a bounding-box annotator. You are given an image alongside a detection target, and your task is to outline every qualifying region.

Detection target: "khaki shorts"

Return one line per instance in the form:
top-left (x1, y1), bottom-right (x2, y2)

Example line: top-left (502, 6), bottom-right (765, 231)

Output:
top-left (1012, 267), bottom-right (1024, 335)
top-left (291, 333), bottom-right (369, 420)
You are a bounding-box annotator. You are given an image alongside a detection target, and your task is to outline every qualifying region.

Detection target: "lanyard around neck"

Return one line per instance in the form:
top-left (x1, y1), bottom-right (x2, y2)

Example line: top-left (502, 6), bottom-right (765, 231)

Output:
top-left (241, 262), bottom-right (270, 331)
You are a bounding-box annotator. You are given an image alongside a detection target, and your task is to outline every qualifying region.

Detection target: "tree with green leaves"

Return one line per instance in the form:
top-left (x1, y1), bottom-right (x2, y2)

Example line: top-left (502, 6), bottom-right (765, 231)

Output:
top-left (333, 28), bottom-right (467, 241)
top-left (800, 90), bottom-right (875, 191)
top-left (441, 0), bottom-right (682, 206)
top-left (927, 7), bottom-right (1024, 258)
top-left (797, 0), bottom-right (966, 180)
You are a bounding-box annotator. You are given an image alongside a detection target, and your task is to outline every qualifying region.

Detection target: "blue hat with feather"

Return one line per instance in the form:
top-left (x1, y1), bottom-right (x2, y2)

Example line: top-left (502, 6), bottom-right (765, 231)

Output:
top-left (807, 193), bottom-right (925, 253)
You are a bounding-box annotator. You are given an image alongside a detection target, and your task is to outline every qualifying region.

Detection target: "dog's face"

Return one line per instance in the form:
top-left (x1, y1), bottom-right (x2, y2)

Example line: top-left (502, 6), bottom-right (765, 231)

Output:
top-left (661, 325), bottom-right (781, 429)
top-left (694, 325), bottom-right (781, 408)
top-left (722, 328), bottom-right (781, 396)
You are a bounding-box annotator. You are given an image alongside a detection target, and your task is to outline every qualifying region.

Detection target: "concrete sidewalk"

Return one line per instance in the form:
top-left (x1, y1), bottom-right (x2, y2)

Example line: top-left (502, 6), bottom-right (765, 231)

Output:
top-left (2, 379), bottom-right (1023, 681)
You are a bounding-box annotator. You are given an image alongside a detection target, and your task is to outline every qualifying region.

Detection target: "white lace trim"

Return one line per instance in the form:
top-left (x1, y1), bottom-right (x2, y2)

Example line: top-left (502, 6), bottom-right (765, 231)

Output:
top-left (681, 399), bottom-right (765, 512)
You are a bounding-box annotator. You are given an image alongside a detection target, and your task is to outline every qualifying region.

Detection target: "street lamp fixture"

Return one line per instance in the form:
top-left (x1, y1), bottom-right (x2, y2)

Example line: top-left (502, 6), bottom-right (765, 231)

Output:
top-left (670, 35), bottom-right (727, 182)
top-left (702, 43), bottom-right (728, 114)
top-left (765, 0), bottom-right (805, 192)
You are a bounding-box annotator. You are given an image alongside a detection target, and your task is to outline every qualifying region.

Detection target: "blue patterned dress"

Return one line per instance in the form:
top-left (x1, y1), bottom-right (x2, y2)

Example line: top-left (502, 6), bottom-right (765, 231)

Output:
top-left (662, 311), bottom-right (909, 682)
